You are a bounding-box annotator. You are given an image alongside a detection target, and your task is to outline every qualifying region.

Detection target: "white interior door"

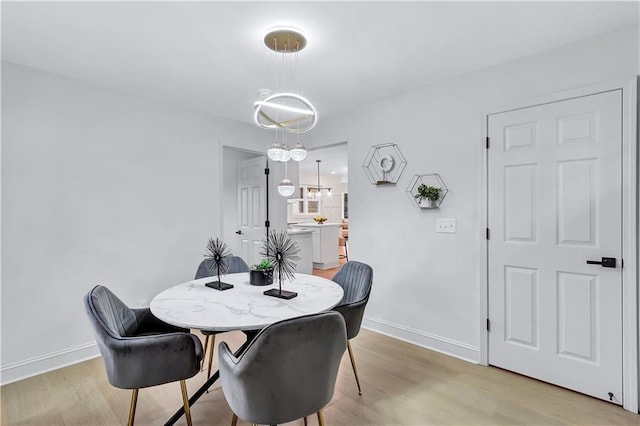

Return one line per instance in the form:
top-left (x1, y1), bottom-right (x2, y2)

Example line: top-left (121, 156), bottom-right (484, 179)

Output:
top-left (237, 156), bottom-right (267, 266)
top-left (487, 90), bottom-right (623, 403)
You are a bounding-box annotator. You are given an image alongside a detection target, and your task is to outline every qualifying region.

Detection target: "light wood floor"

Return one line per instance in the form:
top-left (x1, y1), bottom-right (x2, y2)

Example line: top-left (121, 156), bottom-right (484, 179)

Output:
top-left (2, 327), bottom-right (639, 425)
top-left (311, 248), bottom-right (347, 280)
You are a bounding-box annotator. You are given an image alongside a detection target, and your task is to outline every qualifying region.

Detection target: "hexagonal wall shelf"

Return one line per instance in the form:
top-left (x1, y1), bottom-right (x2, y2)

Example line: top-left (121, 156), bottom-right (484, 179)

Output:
top-left (362, 143), bottom-right (407, 185)
top-left (406, 173), bottom-right (449, 208)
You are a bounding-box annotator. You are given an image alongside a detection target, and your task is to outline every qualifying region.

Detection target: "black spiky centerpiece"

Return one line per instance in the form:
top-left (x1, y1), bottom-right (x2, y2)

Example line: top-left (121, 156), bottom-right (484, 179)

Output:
top-left (261, 230), bottom-right (301, 300)
top-left (203, 237), bottom-right (234, 291)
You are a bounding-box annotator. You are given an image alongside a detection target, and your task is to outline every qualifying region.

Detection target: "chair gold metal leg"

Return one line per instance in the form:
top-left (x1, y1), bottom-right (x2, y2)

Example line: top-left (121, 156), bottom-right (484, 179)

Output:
top-left (304, 416), bottom-right (308, 426)
top-left (231, 413), bottom-right (238, 426)
top-left (347, 341), bottom-right (362, 395)
top-left (317, 410), bottom-right (325, 426)
top-left (207, 335), bottom-right (216, 379)
top-left (180, 380), bottom-right (193, 426)
top-left (201, 335), bottom-right (210, 370)
top-left (127, 389), bottom-right (139, 426)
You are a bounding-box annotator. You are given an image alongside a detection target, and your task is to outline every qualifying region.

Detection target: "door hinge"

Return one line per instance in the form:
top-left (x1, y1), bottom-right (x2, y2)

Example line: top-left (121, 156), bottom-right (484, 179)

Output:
top-left (486, 136), bottom-right (490, 149)
top-left (486, 228), bottom-right (490, 240)
top-left (621, 258), bottom-right (624, 268)
top-left (264, 167), bottom-right (270, 175)
top-left (265, 220), bottom-right (270, 227)
top-left (486, 318), bottom-right (491, 332)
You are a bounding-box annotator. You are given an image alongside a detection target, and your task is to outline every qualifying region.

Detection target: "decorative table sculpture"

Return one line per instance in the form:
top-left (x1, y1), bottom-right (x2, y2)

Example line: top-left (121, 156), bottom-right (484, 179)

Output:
top-left (204, 237), bottom-right (234, 291)
top-left (261, 230), bottom-right (301, 299)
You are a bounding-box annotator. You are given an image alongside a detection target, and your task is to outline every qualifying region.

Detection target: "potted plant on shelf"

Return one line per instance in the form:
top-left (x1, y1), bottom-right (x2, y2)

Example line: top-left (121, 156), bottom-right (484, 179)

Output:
top-left (249, 259), bottom-right (274, 286)
top-left (415, 184), bottom-right (441, 208)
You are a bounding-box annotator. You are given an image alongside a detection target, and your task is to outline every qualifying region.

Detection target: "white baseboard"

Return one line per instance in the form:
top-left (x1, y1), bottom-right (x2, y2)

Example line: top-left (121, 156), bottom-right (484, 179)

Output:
top-left (0, 342), bottom-right (100, 386)
top-left (362, 316), bottom-right (480, 363)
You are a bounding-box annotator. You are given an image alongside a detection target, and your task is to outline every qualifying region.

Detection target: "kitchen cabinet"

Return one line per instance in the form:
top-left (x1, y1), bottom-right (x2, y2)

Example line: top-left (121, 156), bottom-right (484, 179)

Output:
top-left (291, 222), bottom-right (340, 270)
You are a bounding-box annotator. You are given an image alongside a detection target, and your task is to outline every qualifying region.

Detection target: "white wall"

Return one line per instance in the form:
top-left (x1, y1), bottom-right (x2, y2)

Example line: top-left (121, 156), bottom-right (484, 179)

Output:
top-left (0, 61), bottom-right (266, 383)
top-left (308, 26), bottom-right (639, 361)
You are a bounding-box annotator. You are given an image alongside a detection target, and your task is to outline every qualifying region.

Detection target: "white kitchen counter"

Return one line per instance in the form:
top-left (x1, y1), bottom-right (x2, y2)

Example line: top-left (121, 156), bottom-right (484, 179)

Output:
top-left (291, 223), bottom-right (341, 270)
top-left (287, 228), bottom-right (313, 274)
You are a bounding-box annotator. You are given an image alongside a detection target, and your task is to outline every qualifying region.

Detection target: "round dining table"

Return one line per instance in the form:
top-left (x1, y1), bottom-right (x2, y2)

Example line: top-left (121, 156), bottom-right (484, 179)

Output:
top-left (151, 272), bottom-right (344, 425)
top-left (150, 272), bottom-right (344, 332)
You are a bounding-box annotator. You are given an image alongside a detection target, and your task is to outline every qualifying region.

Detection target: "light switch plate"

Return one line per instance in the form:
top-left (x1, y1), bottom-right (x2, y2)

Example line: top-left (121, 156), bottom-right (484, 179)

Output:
top-left (436, 218), bottom-right (456, 233)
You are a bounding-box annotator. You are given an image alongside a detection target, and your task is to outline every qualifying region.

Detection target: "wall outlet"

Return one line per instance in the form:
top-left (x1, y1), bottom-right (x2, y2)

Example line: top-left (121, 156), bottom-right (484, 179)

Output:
top-left (436, 218), bottom-right (456, 233)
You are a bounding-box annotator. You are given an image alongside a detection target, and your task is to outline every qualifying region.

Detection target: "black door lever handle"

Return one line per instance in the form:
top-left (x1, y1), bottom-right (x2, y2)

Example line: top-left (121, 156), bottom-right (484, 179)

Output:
top-left (586, 257), bottom-right (616, 268)
top-left (235, 230), bottom-right (242, 235)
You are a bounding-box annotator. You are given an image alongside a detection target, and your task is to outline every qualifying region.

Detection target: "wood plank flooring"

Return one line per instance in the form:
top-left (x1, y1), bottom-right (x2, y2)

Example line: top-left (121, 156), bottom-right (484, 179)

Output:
top-left (311, 250), bottom-right (347, 280)
top-left (2, 327), bottom-right (639, 425)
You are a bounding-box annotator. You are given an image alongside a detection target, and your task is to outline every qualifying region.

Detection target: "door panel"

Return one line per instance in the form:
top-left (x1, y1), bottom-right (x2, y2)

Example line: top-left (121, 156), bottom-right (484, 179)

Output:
top-left (504, 266), bottom-right (538, 348)
top-left (557, 160), bottom-right (596, 245)
top-left (504, 164), bottom-right (536, 242)
top-left (557, 272), bottom-right (597, 361)
top-left (237, 156), bottom-right (266, 266)
top-left (488, 90), bottom-right (623, 403)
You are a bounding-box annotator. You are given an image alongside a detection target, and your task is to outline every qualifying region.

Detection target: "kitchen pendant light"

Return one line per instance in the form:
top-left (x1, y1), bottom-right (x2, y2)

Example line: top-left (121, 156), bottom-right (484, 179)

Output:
top-left (307, 159), bottom-right (332, 199)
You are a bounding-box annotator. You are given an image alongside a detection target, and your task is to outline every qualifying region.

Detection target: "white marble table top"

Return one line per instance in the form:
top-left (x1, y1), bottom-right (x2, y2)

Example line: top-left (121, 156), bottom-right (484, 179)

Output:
top-left (150, 273), bottom-right (344, 332)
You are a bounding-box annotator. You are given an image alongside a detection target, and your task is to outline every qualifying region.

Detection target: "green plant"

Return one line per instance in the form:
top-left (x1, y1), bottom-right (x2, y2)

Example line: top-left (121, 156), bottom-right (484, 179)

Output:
top-left (251, 259), bottom-right (273, 271)
top-left (415, 184), bottom-right (441, 202)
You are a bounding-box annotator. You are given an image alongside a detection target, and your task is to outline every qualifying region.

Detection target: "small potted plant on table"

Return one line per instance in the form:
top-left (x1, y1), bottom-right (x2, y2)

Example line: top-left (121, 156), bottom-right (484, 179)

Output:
top-left (250, 259), bottom-right (274, 286)
top-left (415, 184), bottom-right (441, 208)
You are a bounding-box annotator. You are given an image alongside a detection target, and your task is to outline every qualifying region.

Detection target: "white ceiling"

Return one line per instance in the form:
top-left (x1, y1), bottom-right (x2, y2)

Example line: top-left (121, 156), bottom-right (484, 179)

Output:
top-left (2, 1), bottom-right (638, 184)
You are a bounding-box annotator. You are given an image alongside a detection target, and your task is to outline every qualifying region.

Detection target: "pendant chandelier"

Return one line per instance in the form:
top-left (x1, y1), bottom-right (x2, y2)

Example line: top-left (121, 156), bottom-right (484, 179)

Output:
top-left (255, 27), bottom-right (315, 164)
top-left (307, 160), bottom-right (332, 199)
top-left (277, 161), bottom-right (296, 197)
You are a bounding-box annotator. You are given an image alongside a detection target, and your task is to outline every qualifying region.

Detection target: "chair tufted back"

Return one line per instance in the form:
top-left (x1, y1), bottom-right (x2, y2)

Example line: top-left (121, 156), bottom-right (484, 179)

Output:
top-left (332, 261), bottom-right (373, 306)
top-left (195, 255), bottom-right (249, 279)
top-left (88, 285), bottom-right (138, 338)
top-left (331, 261), bottom-right (373, 340)
top-left (218, 312), bottom-right (347, 425)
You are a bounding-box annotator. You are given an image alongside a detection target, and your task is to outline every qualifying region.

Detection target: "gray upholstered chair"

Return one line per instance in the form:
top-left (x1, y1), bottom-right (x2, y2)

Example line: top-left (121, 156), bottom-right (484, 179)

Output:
top-left (195, 255), bottom-right (250, 379)
top-left (218, 312), bottom-right (347, 426)
top-left (84, 285), bottom-right (203, 426)
top-left (331, 261), bottom-right (373, 395)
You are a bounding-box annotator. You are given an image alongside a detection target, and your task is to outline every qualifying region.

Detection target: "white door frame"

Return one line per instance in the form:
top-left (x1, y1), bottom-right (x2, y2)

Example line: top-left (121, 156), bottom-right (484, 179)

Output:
top-left (479, 77), bottom-right (638, 412)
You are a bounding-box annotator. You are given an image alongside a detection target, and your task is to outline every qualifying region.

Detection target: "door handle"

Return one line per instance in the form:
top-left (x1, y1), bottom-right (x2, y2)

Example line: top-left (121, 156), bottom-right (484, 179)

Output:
top-left (235, 230), bottom-right (242, 235)
top-left (586, 257), bottom-right (616, 268)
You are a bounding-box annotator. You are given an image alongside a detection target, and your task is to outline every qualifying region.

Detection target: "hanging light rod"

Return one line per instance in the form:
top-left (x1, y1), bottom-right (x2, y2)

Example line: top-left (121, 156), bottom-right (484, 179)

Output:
top-left (307, 159), bottom-right (332, 196)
